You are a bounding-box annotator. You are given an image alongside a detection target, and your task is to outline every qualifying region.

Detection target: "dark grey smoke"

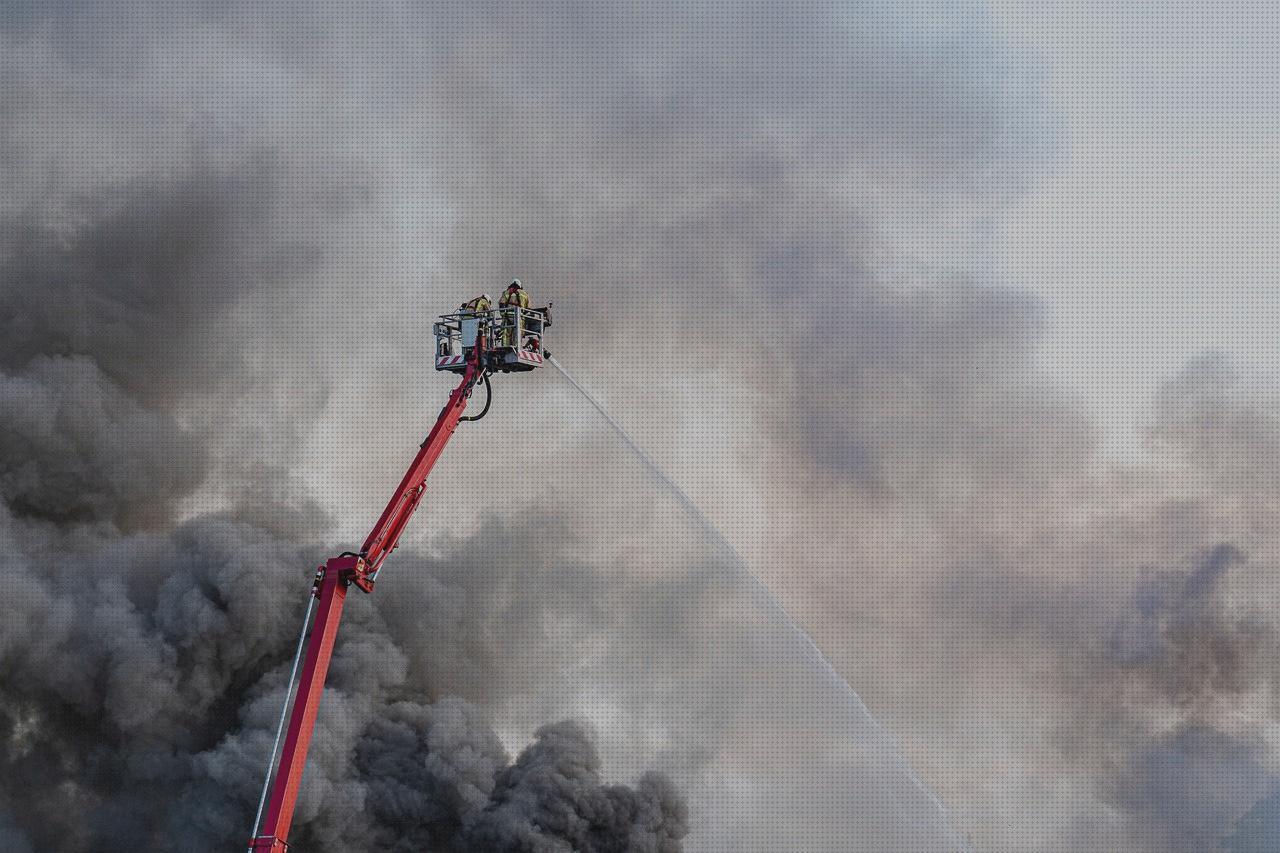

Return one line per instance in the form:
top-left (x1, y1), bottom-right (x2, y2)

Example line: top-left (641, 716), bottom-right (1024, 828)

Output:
top-left (356, 698), bottom-right (510, 848)
top-left (0, 355), bottom-right (203, 526)
top-left (353, 696), bottom-right (688, 852)
top-left (1111, 726), bottom-right (1269, 853)
top-left (461, 721), bottom-right (687, 853)
top-left (0, 143), bottom-right (690, 852)
top-left (7, 1), bottom-right (1274, 851)
top-left (0, 166), bottom-right (296, 397)
top-left (933, 370), bottom-right (1280, 850)
top-left (0, 142), bottom-right (686, 853)
top-left (0, 512), bottom-right (690, 852)
top-left (0, 164), bottom-right (691, 847)
top-left (0, 810), bottom-right (34, 853)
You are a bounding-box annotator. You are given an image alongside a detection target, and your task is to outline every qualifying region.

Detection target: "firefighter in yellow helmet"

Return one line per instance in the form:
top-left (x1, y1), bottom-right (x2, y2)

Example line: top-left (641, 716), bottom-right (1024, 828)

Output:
top-left (461, 293), bottom-right (493, 314)
top-left (499, 279), bottom-right (530, 346)
top-left (446, 293), bottom-right (493, 359)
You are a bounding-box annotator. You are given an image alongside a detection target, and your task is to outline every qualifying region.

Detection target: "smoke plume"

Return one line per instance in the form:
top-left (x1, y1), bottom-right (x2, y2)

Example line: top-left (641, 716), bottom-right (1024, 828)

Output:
top-left (4, 1), bottom-right (1276, 852)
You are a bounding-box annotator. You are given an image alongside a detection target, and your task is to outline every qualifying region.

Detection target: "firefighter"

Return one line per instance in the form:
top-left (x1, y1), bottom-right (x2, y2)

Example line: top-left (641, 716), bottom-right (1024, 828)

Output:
top-left (500, 280), bottom-right (530, 310)
top-left (461, 293), bottom-right (493, 314)
top-left (499, 280), bottom-right (531, 346)
top-left (453, 293), bottom-right (493, 357)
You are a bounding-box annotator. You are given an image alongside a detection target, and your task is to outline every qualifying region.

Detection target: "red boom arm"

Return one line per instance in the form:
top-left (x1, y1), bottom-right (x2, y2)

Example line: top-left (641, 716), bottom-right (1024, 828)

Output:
top-left (250, 339), bottom-right (487, 852)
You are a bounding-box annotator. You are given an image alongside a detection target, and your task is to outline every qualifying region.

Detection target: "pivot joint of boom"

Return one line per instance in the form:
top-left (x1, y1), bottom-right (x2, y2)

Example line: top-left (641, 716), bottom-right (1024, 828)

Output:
top-left (311, 553), bottom-right (375, 596)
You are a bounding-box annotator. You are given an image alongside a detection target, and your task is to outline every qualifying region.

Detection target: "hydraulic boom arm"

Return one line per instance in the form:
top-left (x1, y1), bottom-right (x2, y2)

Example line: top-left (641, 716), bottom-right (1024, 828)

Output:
top-left (249, 337), bottom-right (488, 852)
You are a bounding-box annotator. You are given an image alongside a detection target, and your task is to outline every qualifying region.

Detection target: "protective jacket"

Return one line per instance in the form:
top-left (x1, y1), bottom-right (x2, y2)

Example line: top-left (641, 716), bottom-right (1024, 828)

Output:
top-left (500, 288), bottom-right (530, 309)
top-left (463, 295), bottom-right (492, 312)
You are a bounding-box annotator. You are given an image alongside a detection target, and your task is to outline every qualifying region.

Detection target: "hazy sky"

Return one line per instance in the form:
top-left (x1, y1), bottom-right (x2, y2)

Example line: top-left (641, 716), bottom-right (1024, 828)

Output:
top-left (990, 0), bottom-right (1279, 456)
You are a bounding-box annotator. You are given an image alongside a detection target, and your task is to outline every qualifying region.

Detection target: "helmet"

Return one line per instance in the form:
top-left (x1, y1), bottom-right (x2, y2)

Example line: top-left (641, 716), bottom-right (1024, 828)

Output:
top-left (509, 279), bottom-right (522, 290)
top-left (481, 293), bottom-right (492, 302)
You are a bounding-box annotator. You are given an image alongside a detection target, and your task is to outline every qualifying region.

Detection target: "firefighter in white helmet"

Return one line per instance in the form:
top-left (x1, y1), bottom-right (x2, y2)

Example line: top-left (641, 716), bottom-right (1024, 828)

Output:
top-left (499, 280), bottom-right (530, 346)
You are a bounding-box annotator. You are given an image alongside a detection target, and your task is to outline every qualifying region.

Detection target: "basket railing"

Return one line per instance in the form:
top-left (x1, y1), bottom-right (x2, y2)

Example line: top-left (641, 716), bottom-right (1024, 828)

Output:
top-left (434, 307), bottom-right (546, 360)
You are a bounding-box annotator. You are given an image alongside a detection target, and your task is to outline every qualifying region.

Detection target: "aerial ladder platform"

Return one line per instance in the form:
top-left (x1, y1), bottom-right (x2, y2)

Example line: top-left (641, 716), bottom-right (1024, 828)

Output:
top-left (248, 304), bottom-right (550, 851)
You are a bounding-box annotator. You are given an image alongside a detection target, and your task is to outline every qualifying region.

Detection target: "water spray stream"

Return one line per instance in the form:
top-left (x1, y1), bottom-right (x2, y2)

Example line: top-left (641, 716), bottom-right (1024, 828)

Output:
top-left (547, 354), bottom-right (969, 850)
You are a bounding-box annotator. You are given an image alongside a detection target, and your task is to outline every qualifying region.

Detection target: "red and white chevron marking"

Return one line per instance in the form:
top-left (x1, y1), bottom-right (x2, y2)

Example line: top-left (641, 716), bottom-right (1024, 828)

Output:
top-left (435, 354), bottom-right (466, 368)
top-left (518, 351), bottom-right (544, 364)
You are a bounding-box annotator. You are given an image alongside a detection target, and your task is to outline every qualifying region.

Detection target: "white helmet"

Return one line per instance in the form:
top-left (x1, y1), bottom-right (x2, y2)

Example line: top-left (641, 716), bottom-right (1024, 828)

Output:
top-left (509, 279), bottom-right (522, 289)
top-left (482, 293), bottom-right (492, 301)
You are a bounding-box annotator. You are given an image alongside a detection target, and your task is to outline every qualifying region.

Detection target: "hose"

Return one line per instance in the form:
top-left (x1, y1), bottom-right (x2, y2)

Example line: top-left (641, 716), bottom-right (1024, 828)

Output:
top-left (460, 373), bottom-right (492, 422)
